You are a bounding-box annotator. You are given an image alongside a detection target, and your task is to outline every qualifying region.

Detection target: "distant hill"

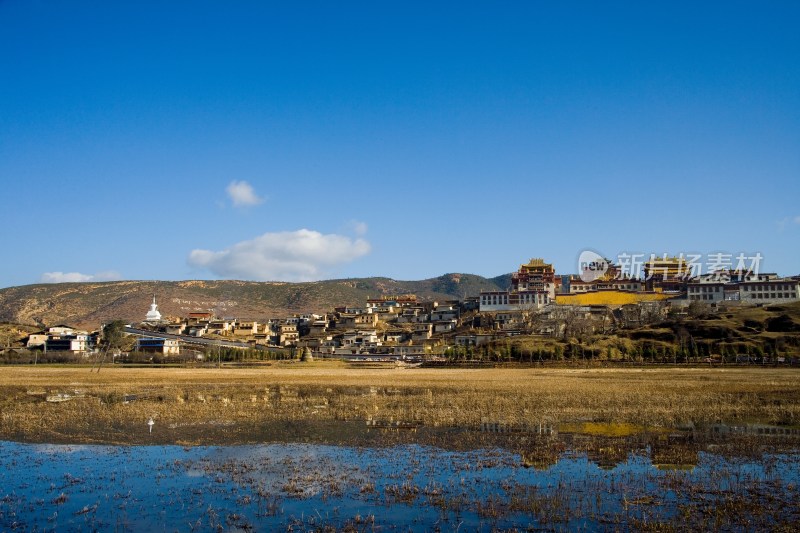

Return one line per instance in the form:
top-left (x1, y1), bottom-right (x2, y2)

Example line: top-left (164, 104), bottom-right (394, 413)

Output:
top-left (0, 273), bottom-right (510, 329)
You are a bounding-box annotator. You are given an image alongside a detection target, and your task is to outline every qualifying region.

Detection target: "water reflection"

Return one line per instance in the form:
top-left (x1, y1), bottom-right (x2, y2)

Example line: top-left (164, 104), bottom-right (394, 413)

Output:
top-left (1, 429), bottom-right (799, 531)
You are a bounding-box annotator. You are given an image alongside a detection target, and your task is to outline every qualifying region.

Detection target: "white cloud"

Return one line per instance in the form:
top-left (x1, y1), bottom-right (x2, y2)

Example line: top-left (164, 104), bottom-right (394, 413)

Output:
top-left (187, 229), bottom-right (371, 281)
top-left (349, 220), bottom-right (368, 236)
top-left (40, 270), bottom-right (122, 283)
top-left (226, 180), bottom-right (264, 207)
top-left (777, 216), bottom-right (800, 230)
top-left (41, 272), bottom-right (93, 283)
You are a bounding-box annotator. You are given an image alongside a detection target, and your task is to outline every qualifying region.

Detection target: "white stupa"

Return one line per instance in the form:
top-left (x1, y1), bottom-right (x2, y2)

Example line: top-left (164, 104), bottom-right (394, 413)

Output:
top-left (145, 295), bottom-right (162, 322)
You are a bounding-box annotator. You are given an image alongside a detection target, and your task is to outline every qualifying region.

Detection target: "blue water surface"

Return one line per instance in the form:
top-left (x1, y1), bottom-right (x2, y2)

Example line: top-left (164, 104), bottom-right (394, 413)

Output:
top-left (1, 441), bottom-right (798, 531)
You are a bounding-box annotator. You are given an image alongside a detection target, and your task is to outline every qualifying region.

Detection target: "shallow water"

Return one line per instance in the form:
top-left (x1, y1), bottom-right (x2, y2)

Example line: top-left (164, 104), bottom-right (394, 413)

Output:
top-left (2, 434), bottom-right (799, 531)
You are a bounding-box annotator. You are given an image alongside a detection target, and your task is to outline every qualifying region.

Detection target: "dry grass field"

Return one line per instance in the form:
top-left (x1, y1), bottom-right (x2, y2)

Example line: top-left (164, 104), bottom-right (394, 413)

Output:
top-left (1, 362), bottom-right (799, 444)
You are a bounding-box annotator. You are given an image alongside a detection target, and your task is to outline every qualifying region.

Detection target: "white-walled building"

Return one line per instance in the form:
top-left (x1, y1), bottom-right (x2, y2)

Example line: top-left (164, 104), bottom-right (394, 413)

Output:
top-left (136, 337), bottom-right (180, 355)
top-left (687, 272), bottom-right (800, 303)
top-left (45, 331), bottom-right (93, 353)
top-left (479, 258), bottom-right (556, 312)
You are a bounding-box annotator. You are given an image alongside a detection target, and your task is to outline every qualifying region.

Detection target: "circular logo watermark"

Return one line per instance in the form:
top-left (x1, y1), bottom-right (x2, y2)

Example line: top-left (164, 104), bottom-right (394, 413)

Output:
top-left (578, 250), bottom-right (609, 282)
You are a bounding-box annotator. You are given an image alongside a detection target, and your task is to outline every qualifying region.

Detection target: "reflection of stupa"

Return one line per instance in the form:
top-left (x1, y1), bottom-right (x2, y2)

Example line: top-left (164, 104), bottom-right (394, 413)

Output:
top-left (145, 295), bottom-right (162, 322)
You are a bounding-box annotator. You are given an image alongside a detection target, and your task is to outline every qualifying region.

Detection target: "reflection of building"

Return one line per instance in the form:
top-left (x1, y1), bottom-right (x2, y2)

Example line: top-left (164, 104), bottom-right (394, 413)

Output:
top-left (704, 422), bottom-right (800, 437)
top-left (480, 258), bottom-right (556, 312)
top-left (651, 434), bottom-right (699, 470)
top-left (520, 449), bottom-right (560, 470)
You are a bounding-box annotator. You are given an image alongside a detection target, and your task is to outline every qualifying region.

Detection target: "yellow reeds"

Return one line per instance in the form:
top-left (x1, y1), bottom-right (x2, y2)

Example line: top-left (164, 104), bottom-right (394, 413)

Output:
top-left (1, 364), bottom-right (799, 443)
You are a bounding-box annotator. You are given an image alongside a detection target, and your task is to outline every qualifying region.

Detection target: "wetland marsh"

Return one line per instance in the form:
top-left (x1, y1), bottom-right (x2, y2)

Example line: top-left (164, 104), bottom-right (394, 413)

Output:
top-left (1, 364), bottom-right (799, 530)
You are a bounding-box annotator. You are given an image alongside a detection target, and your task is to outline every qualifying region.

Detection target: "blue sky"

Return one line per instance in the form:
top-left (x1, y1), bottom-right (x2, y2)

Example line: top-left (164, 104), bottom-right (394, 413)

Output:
top-left (1, 1), bottom-right (799, 287)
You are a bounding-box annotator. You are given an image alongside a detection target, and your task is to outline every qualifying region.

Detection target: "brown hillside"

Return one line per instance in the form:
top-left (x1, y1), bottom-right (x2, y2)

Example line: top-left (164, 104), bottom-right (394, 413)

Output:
top-left (0, 274), bottom-right (507, 329)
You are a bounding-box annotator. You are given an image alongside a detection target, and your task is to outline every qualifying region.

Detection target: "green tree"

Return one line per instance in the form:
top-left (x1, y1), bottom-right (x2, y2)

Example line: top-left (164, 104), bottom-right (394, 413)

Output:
top-left (94, 320), bottom-right (131, 372)
top-left (102, 320), bottom-right (129, 351)
top-left (554, 345), bottom-right (564, 361)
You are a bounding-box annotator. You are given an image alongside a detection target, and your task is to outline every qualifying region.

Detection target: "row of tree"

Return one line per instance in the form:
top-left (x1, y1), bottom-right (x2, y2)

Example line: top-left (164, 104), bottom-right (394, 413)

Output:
top-left (442, 338), bottom-right (792, 364)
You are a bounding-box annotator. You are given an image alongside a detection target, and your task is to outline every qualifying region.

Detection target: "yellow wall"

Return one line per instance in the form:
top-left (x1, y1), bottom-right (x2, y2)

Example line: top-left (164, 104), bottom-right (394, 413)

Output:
top-left (555, 290), bottom-right (673, 307)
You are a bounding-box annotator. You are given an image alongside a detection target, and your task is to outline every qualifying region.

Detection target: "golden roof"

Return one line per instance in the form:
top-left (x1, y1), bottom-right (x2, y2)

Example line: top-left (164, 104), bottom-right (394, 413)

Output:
top-left (520, 258), bottom-right (553, 271)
